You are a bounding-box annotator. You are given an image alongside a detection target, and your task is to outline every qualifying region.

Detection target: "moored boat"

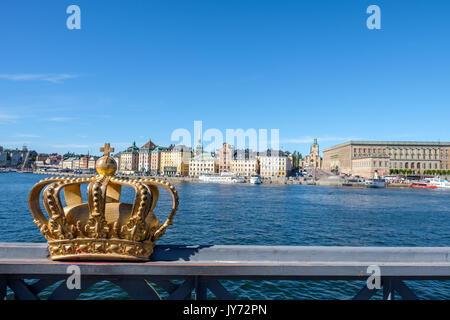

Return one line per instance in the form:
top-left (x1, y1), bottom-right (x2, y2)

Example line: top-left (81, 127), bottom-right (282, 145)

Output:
top-left (426, 178), bottom-right (450, 189)
top-left (198, 175), bottom-right (245, 184)
top-left (365, 178), bottom-right (386, 188)
top-left (250, 175), bottom-right (261, 184)
top-left (411, 183), bottom-right (438, 189)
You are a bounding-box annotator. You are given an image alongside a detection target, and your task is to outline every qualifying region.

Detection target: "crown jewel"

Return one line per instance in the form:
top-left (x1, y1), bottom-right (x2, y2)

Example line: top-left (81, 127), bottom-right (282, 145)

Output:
top-left (28, 143), bottom-right (179, 261)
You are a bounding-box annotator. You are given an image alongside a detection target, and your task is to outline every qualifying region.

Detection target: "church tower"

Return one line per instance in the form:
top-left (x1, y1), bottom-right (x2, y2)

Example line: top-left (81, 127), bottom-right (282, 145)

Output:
top-left (310, 138), bottom-right (319, 156)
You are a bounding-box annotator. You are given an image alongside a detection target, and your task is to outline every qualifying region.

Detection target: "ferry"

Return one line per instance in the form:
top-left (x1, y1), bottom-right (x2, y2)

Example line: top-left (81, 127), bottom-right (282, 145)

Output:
top-left (198, 175), bottom-right (245, 184)
top-left (249, 175), bottom-right (261, 184)
top-left (365, 178), bottom-right (386, 188)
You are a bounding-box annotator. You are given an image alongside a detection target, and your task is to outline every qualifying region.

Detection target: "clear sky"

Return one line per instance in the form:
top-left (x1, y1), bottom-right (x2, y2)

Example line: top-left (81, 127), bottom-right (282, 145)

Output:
top-left (0, 0), bottom-right (449, 156)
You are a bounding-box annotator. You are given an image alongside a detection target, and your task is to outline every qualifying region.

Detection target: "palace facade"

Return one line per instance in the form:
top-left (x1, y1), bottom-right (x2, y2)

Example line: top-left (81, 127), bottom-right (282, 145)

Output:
top-left (323, 141), bottom-right (450, 178)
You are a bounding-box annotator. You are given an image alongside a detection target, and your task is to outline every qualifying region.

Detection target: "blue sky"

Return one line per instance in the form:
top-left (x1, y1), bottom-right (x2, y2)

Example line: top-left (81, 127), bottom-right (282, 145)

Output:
top-left (0, 0), bottom-right (449, 156)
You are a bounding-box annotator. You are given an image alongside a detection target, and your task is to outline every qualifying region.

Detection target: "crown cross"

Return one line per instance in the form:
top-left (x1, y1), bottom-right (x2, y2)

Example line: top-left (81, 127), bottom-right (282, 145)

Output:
top-left (100, 143), bottom-right (114, 157)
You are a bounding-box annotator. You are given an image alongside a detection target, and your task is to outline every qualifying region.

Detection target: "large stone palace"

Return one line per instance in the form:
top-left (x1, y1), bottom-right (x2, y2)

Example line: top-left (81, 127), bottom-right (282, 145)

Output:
top-left (323, 141), bottom-right (450, 177)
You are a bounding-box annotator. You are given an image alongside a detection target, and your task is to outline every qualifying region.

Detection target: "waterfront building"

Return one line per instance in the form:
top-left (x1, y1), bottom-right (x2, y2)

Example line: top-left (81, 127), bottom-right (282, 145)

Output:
top-left (259, 151), bottom-right (292, 177)
top-left (217, 143), bottom-right (234, 173)
top-left (231, 149), bottom-right (259, 177)
top-left (36, 154), bottom-right (49, 163)
top-left (10, 152), bottom-right (22, 167)
top-left (88, 156), bottom-right (97, 170)
top-left (189, 152), bottom-right (217, 176)
top-left (79, 155), bottom-right (89, 170)
top-left (160, 145), bottom-right (191, 176)
top-left (150, 146), bottom-right (166, 175)
top-left (46, 154), bottom-right (62, 166)
top-left (138, 148), bottom-right (152, 173)
top-left (441, 146), bottom-right (450, 170)
top-left (232, 158), bottom-right (259, 177)
top-left (72, 158), bottom-right (80, 170)
top-left (62, 157), bottom-right (76, 170)
top-left (301, 138), bottom-right (323, 169)
top-left (119, 142), bottom-right (140, 172)
top-left (0, 152), bottom-right (9, 167)
top-left (323, 141), bottom-right (450, 177)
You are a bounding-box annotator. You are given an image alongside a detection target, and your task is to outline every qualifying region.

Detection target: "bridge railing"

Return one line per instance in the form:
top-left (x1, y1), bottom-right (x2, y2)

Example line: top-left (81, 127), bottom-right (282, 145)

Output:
top-left (1, 243), bottom-right (449, 300)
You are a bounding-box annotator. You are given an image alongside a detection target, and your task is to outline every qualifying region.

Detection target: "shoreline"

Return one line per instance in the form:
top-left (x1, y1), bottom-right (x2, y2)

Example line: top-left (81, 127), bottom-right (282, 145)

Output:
top-left (12, 171), bottom-right (416, 188)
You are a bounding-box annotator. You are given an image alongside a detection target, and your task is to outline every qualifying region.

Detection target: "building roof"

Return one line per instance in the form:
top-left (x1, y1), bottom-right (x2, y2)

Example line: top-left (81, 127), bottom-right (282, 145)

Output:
top-left (151, 146), bottom-right (168, 153)
top-left (141, 139), bottom-right (157, 150)
top-left (191, 153), bottom-right (215, 161)
top-left (123, 142), bottom-right (140, 153)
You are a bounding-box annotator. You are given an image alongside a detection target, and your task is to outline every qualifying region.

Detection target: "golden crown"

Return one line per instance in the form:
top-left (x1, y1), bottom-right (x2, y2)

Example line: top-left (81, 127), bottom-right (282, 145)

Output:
top-left (28, 143), bottom-right (179, 261)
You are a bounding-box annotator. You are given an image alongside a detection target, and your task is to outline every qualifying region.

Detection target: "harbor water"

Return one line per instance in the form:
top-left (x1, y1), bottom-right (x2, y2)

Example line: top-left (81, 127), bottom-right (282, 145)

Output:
top-left (0, 173), bottom-right (449, 299)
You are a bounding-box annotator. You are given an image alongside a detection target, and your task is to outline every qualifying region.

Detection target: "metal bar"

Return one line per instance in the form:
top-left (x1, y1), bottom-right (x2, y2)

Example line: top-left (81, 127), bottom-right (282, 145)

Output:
top-left (47, 278), bottom-right (98, 300)
top-left (382, 277), bottom-right (395, 300)
top-left (352, 283), bottom-right (378, 300)
top-left (167, 278), bottom-right (194, 300)
top-left (112, 278), bottom-right (160, 300)
top-left (148, 279), bottom-right (179, 294)
top-left (29, 278), bottom-right (62, 295)
top-left (0, 278), bottom-right (7, 300)
top-left (2, 244), bottom-right (450, 278)
top-left (195, 276), bottom-right (208, 300)
top-left (206, 279), bottom-right (235, 300)
top-left (394, 280), bottom-right (419, 300)
top-left (7, 279), bottom-right (39, 300)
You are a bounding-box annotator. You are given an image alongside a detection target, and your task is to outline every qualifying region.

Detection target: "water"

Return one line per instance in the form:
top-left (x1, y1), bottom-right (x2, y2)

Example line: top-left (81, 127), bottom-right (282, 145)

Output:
top-left (1, 173), bottom-right (449, 299)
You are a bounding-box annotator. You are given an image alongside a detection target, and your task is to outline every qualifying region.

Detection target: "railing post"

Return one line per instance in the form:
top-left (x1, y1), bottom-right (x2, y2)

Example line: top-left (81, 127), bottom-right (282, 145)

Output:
top-left (195, 276), bottom-right (208, 300)
top-left (0, 277), bottom-right (6, 300)
top-left (382, 277), bottom-right (395, 300)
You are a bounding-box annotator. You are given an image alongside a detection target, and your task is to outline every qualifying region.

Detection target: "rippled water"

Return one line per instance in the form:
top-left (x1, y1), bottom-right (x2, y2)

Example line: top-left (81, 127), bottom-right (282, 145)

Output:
top-left (1, 173), bottom-right (449, 299)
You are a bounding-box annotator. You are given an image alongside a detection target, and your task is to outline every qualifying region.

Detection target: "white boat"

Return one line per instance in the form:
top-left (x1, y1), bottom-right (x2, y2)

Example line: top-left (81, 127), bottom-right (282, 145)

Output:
top-left (365, 178), bottom-right (386, 188)
top-left (198, 175), bottom-right (245, 184)
top-left (426, 177), bottom-right (450, 189)
top-left (250, 175), bottom-right (261, 184)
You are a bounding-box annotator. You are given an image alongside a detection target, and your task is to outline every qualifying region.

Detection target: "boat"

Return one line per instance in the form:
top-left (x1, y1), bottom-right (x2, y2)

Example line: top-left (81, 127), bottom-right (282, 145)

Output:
top-left (198, 175), bottom-right (245, 184)
top-left (365, 178), bottom-right (386, 188)
top-left (426, 177), bottom-right (450, 189)
top-left (411, 183), bottom-right (437, 189)
top-left (250, 175), bottom-right (261, 184)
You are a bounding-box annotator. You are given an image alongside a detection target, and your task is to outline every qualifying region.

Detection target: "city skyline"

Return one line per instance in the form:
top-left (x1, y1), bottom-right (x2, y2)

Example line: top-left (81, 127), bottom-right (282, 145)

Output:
top-left (1, 1), bottom-right (450, 155)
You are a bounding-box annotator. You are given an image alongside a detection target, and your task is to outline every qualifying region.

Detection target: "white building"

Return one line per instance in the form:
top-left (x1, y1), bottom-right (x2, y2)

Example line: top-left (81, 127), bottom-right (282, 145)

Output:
top-left (138, 148), bottom-right (152, 172)
top-left (259, 151), bottom-right (292, 177)
top-left (189, 153), bottom-right (217, 176)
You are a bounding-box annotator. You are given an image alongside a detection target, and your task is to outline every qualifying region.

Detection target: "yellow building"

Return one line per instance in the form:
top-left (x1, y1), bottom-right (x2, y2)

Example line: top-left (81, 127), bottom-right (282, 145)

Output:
top-left (160, 145), bottom-right (191, 176)
top-left (231, 158), bottom-right (259, 177)
top-left (259, 151), bottom-right (292, 177)
top-left (150, 146), bottom-right (166, 175)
